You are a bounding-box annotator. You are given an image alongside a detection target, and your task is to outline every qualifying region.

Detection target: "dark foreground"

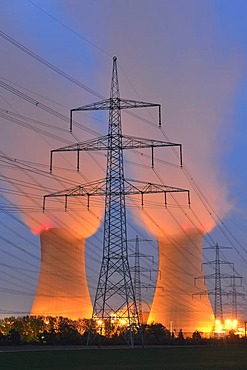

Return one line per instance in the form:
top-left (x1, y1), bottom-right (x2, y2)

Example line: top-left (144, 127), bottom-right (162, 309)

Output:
top-left (0, 345), bottom-right (247, 370)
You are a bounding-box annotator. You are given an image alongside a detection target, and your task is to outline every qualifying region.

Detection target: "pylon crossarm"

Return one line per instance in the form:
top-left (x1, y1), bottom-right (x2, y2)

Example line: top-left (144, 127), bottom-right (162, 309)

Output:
top-left (124, 178), bottom-right (188, 193)
top-left (198, 273), bottom-right (215, 280)
top-left (130, 254), bottom-right (153, 260)
top-left (49, 136), bottom-right (109, 173)
top-left (203, 260), bottom-right (234, 268)
top-left (52, 134), bottom-right (179, 153)
top-left (43, 177), bottom-right (190, 211)
top-left (130, 266), bottom-right (153, 273)
top-left (71, 98), bottom-right (160, 111)
top-left (219, 273), bottom-right (235, 279)
top-left (140, 283), bottom-right (158, 289)
top-left (228, 275), bottom-right (243, 285)
top-left (124, 178), bottom-right (190, 207)
top-left (210, 289), bottom-right (229, 296)
top-left (71, 99), bottom-right (111, 112)
top-left (43, 178), bottom-right (106, 211)
top-left (70, 98), bottom-right (161, 131)
top-left (118, 98), bottom-right (159, 108)
top-left (194, 275), bottom-right (206, 287)
top-left (199, 273), bottom-right (233, 281)
top-left (122, 135), bottom-right (183, 167)
top-left (192, 291), bottom-right (208, 298)
top-left (50, 134), bottom-right (183, 172)
top-left (119, 98), bottom-right (161, 128)
top-left (204, 245), bottom-right (232, 250)
top-left (121, 135), bottom-right (180, 149)
top-left (52, 135), bottom-right (109, 153)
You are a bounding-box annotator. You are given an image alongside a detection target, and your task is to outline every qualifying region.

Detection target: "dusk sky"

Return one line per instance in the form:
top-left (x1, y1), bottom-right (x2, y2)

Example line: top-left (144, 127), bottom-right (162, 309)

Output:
top-left (1, 0), bottom-right (247, 324)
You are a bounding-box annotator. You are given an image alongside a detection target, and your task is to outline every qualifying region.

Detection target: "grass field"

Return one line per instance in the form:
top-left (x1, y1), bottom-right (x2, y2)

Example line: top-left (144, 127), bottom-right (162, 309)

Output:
top-left (0, 345), bottom-right (247, 370)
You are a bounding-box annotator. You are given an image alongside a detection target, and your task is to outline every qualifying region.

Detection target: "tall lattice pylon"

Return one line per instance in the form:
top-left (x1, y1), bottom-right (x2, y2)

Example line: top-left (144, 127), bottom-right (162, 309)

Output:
top-left (44, 57), bottom-right (190, 347)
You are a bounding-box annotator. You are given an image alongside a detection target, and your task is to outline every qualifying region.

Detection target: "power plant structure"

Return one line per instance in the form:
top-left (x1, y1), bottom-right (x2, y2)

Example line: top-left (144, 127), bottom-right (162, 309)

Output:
top-left (148, 229), bottom-right (214, 336)
top-left (30, 228), bottom-right (92, 320)
top-left (43, 56), bottom-right (190, 346)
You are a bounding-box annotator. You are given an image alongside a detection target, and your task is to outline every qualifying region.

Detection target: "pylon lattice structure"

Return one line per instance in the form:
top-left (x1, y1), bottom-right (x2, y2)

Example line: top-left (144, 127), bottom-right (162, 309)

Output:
top-left (129, 235), bottom-right (156, 325)
top-left (44, 57), bottom-right (190, 347)
top-left (194, 243), bottom-right (233, 330)
top-left (226, 275), bottom-right (244, 320)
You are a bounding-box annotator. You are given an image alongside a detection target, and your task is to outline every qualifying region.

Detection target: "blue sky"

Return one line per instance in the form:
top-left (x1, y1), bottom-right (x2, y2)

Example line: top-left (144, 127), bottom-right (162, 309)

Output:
top-left (1, 0), bottom-right (247, 324)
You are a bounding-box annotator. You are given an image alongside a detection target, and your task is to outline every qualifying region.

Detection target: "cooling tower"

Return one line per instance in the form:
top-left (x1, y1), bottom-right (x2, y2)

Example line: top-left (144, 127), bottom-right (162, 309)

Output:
top-left (148, 229), bottom-right (214, 335)
top-left (30, 228), bottom-right (92, 320)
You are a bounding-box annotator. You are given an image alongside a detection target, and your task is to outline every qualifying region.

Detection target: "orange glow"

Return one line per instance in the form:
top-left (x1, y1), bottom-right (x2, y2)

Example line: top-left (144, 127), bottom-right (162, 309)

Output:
top-left (214, 319), bottom-right (239, 334)
top-left (30, 228), bottom-right (92, 320)
top-left (32, 224), bottom-right (51, 235)
top-left (110, 313), bottom-right (117, 323)
top-left (129, 138), bottom-right (232, 237)
top-left (224, 319), bottom-right (238, 331)
top-left (119, 318), bottom-right (127, 326)
top-left (235, 328), bottom-right (245, 337)
top-left (214, 319), bottom-right (225, 334)
top-left (148, 229), bottom-right (214, 334)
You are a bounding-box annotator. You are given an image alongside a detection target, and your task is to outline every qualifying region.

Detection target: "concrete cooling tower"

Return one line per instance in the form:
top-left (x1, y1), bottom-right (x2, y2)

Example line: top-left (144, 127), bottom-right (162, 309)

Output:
top-left (30, 228), bottom-right (92, 320)
top-left (148, 229), bottom-right (214, 335)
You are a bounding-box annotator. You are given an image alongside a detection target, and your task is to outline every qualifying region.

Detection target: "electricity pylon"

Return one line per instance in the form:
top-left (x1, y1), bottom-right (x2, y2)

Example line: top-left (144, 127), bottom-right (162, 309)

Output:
top-left (226, 274), bottom-right (244, 320)
top-left (194, 243), bottom-right (233, 332)
top-left (44, 57), bottom-right (190, 347)
top-left (129, 235), bottom-right (158, 325)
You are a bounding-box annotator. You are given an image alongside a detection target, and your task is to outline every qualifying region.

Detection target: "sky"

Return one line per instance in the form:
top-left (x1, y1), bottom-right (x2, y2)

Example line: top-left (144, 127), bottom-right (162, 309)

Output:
top-left (0, 0), bottom-right (247, 324)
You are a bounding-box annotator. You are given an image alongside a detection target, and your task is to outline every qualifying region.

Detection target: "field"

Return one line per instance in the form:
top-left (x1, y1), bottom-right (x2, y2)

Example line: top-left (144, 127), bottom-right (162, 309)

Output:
top-left (0, 345), bottom-right (247, 370)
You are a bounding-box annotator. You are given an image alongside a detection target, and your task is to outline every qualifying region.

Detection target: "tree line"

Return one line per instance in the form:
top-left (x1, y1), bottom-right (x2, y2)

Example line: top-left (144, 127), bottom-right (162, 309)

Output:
top-left (0, 316), bottom-right (244, 346)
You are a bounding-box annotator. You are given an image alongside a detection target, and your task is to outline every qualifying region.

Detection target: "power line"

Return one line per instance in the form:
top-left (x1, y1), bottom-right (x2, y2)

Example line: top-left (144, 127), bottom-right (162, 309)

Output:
top-left (27, 0), bottom-right (112, 58)
top-left (0, 31), bottom-right (105, 99)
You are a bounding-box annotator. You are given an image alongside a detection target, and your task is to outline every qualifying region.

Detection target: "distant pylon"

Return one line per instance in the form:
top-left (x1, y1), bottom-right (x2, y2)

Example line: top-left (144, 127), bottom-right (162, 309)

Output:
top-left (129, 235), bottom-right (156, 325)
top-left (226, 274), bottom-right (244, 320)
top-left (194, 243), bottom-right (233, 331)
top-left (44, 57), bottom-right (190, 347)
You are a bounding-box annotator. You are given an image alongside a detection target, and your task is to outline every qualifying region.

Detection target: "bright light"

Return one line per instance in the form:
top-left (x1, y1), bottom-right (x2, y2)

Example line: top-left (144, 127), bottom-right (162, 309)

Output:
top-left (97, 319), bottom-right (103, 326)
top-left (32, 225), bottom-right (51, 235)
top-left (215, 318), bottom-right (239, 335)
top-left (224, 318), bottom-right (238, 330)
top-left (110, 313), bottom-right (117, 323)
top-left (235, 327), bottom-right (245, 337)
top-left (214, 319), bottom-right (224, 333)
top-left (119, 318), bottom-right (127, 326)
top-left (110, 310), bottom-right (129, 327)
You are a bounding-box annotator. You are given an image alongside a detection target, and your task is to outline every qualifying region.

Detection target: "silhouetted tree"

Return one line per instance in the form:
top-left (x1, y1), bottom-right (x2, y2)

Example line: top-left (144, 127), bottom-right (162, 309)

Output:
top-left (0, 332), bottom-right (7, 345)
top-left (8, 329), bottom-right (21, 345)
top-left (176, 329), bottom-right (185, 344)
top-left (192, 330), bottom-right (202, 343)
top-left (143, 323), bottom-right (171, 344)
top-left (57, 318), bottom-right (82, 344)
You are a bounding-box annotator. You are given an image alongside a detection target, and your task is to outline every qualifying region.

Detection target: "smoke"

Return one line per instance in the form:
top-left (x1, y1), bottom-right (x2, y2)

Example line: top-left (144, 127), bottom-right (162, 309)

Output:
top-left (0, 103), bottom-right (105, 237)
top-left (68, 0), bottom-right (244, 237)
top-left (0, 56), bottom-right (105, 238)
top-left (1, 1), bottom-right (245, 240)
top-left (0, 2), bottom-right (112, 238)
